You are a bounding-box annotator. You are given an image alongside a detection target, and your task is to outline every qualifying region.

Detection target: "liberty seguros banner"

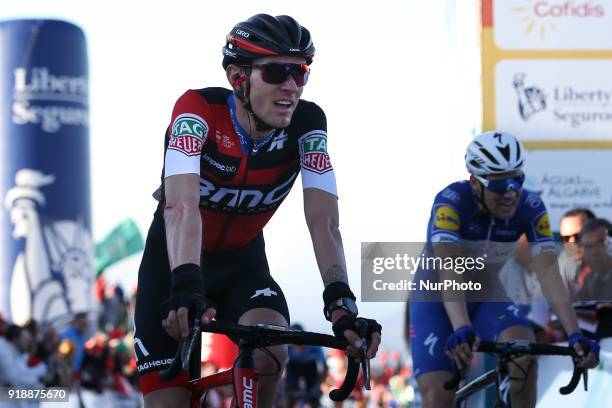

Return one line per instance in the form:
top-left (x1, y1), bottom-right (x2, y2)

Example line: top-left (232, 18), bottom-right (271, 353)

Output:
top-left (0, 20), bottom-right (94, 327)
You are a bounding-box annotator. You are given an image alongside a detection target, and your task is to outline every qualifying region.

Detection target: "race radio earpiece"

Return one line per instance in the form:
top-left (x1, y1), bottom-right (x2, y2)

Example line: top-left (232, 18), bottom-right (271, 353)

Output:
top-left (232, 74), bottom-right (246, 90)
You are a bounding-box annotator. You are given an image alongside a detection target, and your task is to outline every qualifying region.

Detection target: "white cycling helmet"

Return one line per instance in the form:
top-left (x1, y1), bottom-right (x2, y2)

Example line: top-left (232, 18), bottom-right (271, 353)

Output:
top-left (465, 131), bottom-right (525, 176)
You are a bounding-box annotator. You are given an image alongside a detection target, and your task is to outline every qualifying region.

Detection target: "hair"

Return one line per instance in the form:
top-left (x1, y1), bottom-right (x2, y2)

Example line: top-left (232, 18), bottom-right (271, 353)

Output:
top-left (562, 208), bottom-right (596, 220)
top-left (74, 312), bottom-right (88, 320)
top-left (580, 218), bottom-right (611, 237)
top-left (24, 318), bottom-right (37, 335)
top-left (4, 324), bottom-right (23, 342)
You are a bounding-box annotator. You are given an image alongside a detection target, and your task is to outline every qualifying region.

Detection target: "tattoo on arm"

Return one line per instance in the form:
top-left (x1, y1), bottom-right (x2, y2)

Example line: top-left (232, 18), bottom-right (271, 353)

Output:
top-left (322, 264), bottom-right (348, 286)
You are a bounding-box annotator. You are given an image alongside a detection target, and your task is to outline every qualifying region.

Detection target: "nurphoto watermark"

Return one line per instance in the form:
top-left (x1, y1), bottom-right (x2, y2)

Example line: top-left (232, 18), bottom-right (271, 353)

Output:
top-left (360, 241), bottom-right (603, 303)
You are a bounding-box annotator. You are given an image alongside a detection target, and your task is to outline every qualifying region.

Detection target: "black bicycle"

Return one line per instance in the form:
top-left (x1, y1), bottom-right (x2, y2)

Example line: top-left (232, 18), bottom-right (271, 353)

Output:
top-left (159, 318), bottom-right (372, 408)
top-left (443, 339), bottom-right (587, 408)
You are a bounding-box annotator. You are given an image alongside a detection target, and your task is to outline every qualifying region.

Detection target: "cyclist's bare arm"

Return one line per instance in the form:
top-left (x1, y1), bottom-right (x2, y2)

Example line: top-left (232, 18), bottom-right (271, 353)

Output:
top-left (164, 173), bottom-right (201, 269)
top-left (434, 242), bottom-right (471, 329)
top-left (531, 252), bottom-right (597, 367)
top-left (532, 251), bottom-right (598, 361)
top-left (304, 188), bottom-right (380, 356)
top-left (163, 173), bottom-right (215, 338)
top-left (434, 242), bottom-right (478, 367)
top-left (303, 187), bottom-right (348, 286)
top-left (532, 251), bottom-right (579, 334)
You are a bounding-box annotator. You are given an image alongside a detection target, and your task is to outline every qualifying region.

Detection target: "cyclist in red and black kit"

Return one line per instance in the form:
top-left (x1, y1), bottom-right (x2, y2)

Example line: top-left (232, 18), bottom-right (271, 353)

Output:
top-left (133, 14), bottom-right (382, 407)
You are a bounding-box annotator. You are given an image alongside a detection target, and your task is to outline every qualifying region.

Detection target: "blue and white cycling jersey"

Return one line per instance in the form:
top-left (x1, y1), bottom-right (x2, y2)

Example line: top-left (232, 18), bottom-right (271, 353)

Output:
top-left (425, 180), bottom-right (555, 262)
top-left (409, 180), bottom-right (557, 377)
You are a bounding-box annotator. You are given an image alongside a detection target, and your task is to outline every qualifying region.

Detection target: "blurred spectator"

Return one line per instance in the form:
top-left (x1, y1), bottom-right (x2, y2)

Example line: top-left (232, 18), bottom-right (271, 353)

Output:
top-left (23, 319), bottom-right (38, 346)
top-left (99, 285), bottom-right (129, 333)
top-left (576, 218), bottom-right (612, 339)
top-left (0, 324), bottom-right (50, 387)
top-left (388, 369), bottom-right (415, 407)
top-left (35, 324), bottom-right (72, 387)
top-left (325, 348), bottom-right (366, 408)
top-left (81, 331), bottom-right (111, 393)
top-left (558, 208), bottom-right (595, 294)
top-left (127, 287), bottom-right (137, 335)
top-left (60, 312), bottom-right (90, 374)
top-left (96, 276), bottom-right (107, 303)
top-left (576, 218), bottom-right (612, 301)
top-left (108, 339), bottom-right (138, 399)
top-left (0, 313), bottom-right (7, 336)
top-left (285, 323), bottom-right (327, 407)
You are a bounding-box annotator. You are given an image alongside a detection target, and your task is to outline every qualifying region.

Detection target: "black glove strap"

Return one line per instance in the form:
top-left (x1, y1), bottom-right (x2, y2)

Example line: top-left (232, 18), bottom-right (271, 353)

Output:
top-left (161, 263), bottom-right (213, 321)
top-left (323, 282), bottom-right (356, 306)
top-left (171, 263), bottom-right (204, 294)
top-left (323, 282), bottom-right (357, 320)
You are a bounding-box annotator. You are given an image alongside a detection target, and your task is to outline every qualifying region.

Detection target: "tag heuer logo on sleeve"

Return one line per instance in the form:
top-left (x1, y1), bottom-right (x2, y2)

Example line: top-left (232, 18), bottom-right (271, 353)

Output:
top-left (169, 113), bottom-right (208, 156)
top-left (299, 131), bottom-right (332, 174)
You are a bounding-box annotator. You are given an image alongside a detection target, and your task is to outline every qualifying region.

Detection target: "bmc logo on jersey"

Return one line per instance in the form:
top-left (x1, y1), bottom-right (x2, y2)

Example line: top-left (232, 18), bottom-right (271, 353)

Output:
top-left (534, 213), bottom-right (553, 238)
top-left (434, 206), bottom-right (460, 231)
top-left (169, 113), bottom-right (208, 156)
top-left (299, 131), bottom-right (332, 174)
top-left (199, 172), bottom-right (297, 213)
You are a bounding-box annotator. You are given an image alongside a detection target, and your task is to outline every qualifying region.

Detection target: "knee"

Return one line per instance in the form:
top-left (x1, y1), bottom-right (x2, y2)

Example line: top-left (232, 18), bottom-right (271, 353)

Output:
top-left (419, 381), bottom-right (454, 408)
top-left (508, 354), bottom-right (538, 382)
top-left (255, 344), bottom-right (288, 379)
top-left (144, 387), bottom-right (190, 408)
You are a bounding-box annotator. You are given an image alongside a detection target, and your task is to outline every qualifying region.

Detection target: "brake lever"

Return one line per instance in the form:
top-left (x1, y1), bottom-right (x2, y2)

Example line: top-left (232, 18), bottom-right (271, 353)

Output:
top-left (354, 318), bottom-right (371, 390)
top-left (361, 348), bottom-right (371, 390)
top-left (181, 318), bottom-right (201, 371)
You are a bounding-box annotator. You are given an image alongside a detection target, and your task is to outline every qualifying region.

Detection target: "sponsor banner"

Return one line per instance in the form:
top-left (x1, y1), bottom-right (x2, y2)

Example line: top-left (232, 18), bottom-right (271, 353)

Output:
top-left (493, 0), bottom-right (612, 50)
top-left (0, 20), bottom-right (94, 327)
top-left (495, 59), bottom-right (612, 140)
top-left (523, 149), bottom-right (612, 227)
top-left (481, 0), bottom-right (612, 147)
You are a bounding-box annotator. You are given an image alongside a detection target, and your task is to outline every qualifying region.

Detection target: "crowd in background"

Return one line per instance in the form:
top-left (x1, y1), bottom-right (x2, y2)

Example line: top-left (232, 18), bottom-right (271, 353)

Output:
top-left (0, 205), bottom-right (610, 407)
top-left (501, 208), bottom-right (612, 343)
top-left (0, 279), bottom-right (140, 407)
top-left (199, 336), bottom-right (417, 408)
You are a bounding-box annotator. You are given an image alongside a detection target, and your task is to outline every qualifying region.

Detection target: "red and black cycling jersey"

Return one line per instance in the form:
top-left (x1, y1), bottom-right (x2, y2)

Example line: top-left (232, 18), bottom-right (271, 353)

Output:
top-left (156, 87), bottom-right (337, 253)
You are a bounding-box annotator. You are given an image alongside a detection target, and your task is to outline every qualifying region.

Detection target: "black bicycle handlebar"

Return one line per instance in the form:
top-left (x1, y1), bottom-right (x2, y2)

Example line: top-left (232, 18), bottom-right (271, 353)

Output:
top-left (443, 339), bottom-right (586, 395)
top-left (160, 320), bottom-right (367, 402)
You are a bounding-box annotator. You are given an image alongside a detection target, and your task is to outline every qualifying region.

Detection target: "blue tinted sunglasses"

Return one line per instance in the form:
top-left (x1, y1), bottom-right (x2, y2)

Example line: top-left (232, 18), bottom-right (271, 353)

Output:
top-left (475, 172), bottom-right (525, 194)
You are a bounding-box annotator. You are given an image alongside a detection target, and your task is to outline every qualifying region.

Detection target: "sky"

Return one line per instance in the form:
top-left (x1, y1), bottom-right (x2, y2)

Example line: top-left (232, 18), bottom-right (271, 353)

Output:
top-left (1, 0), bottom-right (481, 352)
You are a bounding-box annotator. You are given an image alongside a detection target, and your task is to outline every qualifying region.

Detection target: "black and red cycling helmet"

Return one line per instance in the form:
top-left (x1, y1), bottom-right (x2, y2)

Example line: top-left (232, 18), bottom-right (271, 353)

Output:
top-left (222, 14), bottom-right (315, 69)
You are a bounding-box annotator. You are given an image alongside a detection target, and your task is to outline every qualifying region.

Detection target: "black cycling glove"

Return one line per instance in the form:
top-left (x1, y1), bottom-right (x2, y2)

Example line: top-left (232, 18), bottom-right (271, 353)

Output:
top-left (332, 314), bottom-right (382, 341)
top-left (162, 263), bottom-right (215, 321)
